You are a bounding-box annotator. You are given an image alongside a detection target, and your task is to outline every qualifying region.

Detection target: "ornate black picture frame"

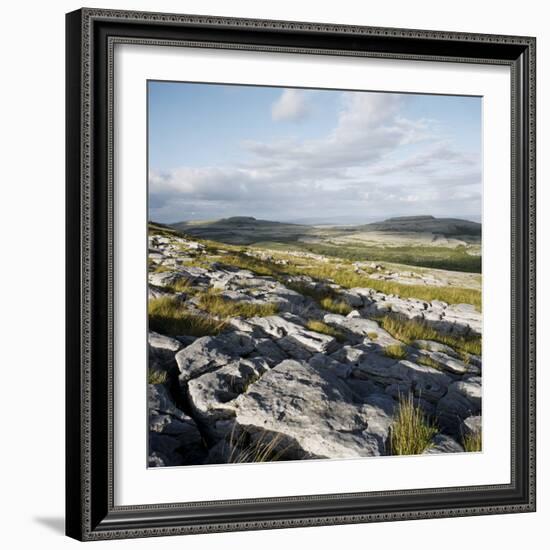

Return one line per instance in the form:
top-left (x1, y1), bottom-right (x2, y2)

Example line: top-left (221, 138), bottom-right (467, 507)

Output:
top-left (66, 8), bottom-right (536, 541)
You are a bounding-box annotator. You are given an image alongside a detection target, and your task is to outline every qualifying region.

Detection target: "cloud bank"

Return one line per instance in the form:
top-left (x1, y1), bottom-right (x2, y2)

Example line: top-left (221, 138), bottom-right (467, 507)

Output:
top-left (149, 90), bottom-right (481, 224)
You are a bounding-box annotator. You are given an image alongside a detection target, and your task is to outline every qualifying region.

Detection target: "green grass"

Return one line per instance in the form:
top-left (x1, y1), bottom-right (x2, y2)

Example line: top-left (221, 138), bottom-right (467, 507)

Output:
top-left (308, 263), bottom-right (481, 310)
top-left (148, 296), bottom-right (226, 337)
top-left (390, 393), bottom-right (438, 456)
top-left (305, 320), bottom-right (346, 341)
top-left (148, 369), bottom-right (168, 385)
top-left (299, 242), bottom-right (481, 273)
top-left (213, 250), bottom-right (481, 310)
top-left (384, 343), bottom-right (408, 360)
top-left (196, 292), bottom-right (279, 319)
top-left (378, 315), bottom-right (482, 356)
top-left (148, 223), bottom-right (481, 310)
top-left (462, 431), bottom-right (482, 452)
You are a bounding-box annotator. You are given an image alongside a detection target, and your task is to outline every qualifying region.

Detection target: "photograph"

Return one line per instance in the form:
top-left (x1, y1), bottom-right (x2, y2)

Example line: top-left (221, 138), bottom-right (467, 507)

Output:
top-left (146, 81), bottom-right (483, 468)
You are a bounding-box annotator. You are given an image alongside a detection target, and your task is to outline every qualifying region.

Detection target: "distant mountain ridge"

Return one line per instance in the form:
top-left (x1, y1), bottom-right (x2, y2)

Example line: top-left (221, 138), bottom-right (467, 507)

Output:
top-left (359, 215), bottom-right (481, 236)
top-left (166, 215), bottom-right (480, 246)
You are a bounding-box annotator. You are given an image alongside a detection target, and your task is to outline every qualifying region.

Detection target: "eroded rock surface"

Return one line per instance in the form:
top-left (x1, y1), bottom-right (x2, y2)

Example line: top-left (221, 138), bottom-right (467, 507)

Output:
top-left (146, 231), bottom-right (482, 466)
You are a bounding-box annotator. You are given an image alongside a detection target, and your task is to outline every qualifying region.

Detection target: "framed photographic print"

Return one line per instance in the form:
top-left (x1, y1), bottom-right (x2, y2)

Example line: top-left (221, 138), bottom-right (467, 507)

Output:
top-left (65, 8), bottom-right (536, 541)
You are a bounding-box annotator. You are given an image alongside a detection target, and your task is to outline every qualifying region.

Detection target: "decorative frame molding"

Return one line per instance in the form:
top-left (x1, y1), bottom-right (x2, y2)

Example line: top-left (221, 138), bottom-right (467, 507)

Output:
top-left (66, 8), bottom-right (536, 541)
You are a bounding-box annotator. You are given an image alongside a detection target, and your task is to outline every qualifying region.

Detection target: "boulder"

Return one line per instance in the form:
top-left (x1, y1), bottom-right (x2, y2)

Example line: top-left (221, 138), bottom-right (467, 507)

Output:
top-left (353, 359), bottom-right (452, 402)
top-left (424, 434), bottom-right (464, 454)
top-left (462, 415), bottom-right (482, 438)
top-left (232, 360), bottom-right (396, 459)
top-left (148, 331), bottom-right (182, 376)
top-left (436, 377), bottom-right (482, 435)
top-left (148, 384), bottom-right (205, 466)
top-left (175, 332), bottom-right (255, 384)
top-left (187, 358), bottom-right (270, 439)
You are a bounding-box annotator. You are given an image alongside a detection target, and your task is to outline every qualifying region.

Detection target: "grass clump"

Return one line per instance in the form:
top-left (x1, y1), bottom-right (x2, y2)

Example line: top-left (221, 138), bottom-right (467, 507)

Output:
top-left (148, 296), bottom-right (226, 337)
top-left (319, 297), bottom-right (352, 315)
top-left (305, 320), bottom-right (346, 341)
top-left (384, 343), bottom-right (408, 360)
top-left (377, 315), bottom-right (481, 356)
top-left (462, 431), bottom-right (482, 452)
top-left (164, 278), bottom-right (197, 294)
top-left (227, 429), bottom-right (289, 463)
top-left (417, 355), bottom-right (442, 370)
top-left (148, 369), bottom-right (167, 385)
top-left (152, 264), bottom-right (172, 273)
top-left (390, 393), bottom-right (438, 456)
top-left (197, 292), bottom-right (278, 319)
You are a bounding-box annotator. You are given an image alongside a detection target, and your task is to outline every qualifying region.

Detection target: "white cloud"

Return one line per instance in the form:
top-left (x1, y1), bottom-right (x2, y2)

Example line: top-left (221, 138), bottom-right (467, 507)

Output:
top-left (150, 91), bottom-right (481, 223)
top-left (271, 89), bottom-right (309, 122)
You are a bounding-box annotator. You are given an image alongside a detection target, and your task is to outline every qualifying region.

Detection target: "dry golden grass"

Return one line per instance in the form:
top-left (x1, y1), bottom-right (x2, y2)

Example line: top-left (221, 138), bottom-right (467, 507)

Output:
top-left (416, 354), bottom-right (443, 370)
top-left (384, 343), bottom-right (408, 360)
top-left (319, 297), bottom-right (352, 315)
top-left (305, 320), bottom-right (346, 341)
top-left (390, 393), bottom-right (438, 456)
top-left (462, 431), bottom-right (482, 452)
top-left (227, 428), bottom-right (290, 463)
top-left (148, 369), bottom-right (168, 385)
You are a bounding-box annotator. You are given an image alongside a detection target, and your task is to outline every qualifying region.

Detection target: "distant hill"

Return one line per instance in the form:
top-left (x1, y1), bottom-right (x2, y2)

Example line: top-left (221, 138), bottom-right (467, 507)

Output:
top-left (359, 215), bottom-right (481, 237)
top-left (170, 216), bottom-right (311, 245)
top-left (167, 215), bottom-right (481, 245)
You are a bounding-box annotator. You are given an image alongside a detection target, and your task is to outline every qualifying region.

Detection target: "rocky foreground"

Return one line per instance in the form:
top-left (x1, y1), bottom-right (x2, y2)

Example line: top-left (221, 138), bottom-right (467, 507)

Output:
top-left (148, 231), bottom-right (482, 467)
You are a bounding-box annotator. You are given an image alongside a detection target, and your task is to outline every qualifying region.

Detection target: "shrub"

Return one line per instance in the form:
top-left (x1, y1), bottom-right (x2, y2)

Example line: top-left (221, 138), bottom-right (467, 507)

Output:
top-left (390, 393), bottom-right (438, 456)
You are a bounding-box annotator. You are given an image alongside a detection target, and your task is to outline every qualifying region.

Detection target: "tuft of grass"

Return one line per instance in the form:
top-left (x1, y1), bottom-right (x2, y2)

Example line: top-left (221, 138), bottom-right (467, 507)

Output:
top-left (462, 431), bottom-right (482, 452)
top-left (148, 296), bottom-right (226, 337)
top-left (417, 354), bottom-right (442, 370)
top-left (152, 264), bottom-right (172, 273)
top-left (163, 277), bottom-right (197, 294)
top-left (377, 315), bottom-right (481, 356)
top-left (319, 297), bottom-right (352, 315)
top-left (148, 369), bottom-right (168, 384)
top-left (367, 331), bottom-right (379, 340)
top-left (384, 343), bottom-right (408, 360)
top-left (196, 292), bottom-right (279, 319)
top-left (227, 429), bottom-right (290, 463)
top-left (390, 393), bottom-right (438, 456)
top-left (306, 320), bottom-right (346, 341)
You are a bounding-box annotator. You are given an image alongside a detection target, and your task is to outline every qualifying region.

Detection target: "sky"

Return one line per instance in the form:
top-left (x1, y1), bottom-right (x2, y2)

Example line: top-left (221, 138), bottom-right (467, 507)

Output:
top-left (148, 81), bottom-right (481, 225)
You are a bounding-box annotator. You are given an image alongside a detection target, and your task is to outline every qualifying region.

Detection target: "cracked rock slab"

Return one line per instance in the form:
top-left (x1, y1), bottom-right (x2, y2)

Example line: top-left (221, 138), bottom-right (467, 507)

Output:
top-left (232, 360), bottom-right (396, 459)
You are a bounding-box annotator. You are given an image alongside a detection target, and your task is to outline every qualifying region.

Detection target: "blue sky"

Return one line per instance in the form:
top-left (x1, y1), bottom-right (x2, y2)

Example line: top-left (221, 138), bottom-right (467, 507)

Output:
top-left (148, 81), bottom-right (481, 224)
